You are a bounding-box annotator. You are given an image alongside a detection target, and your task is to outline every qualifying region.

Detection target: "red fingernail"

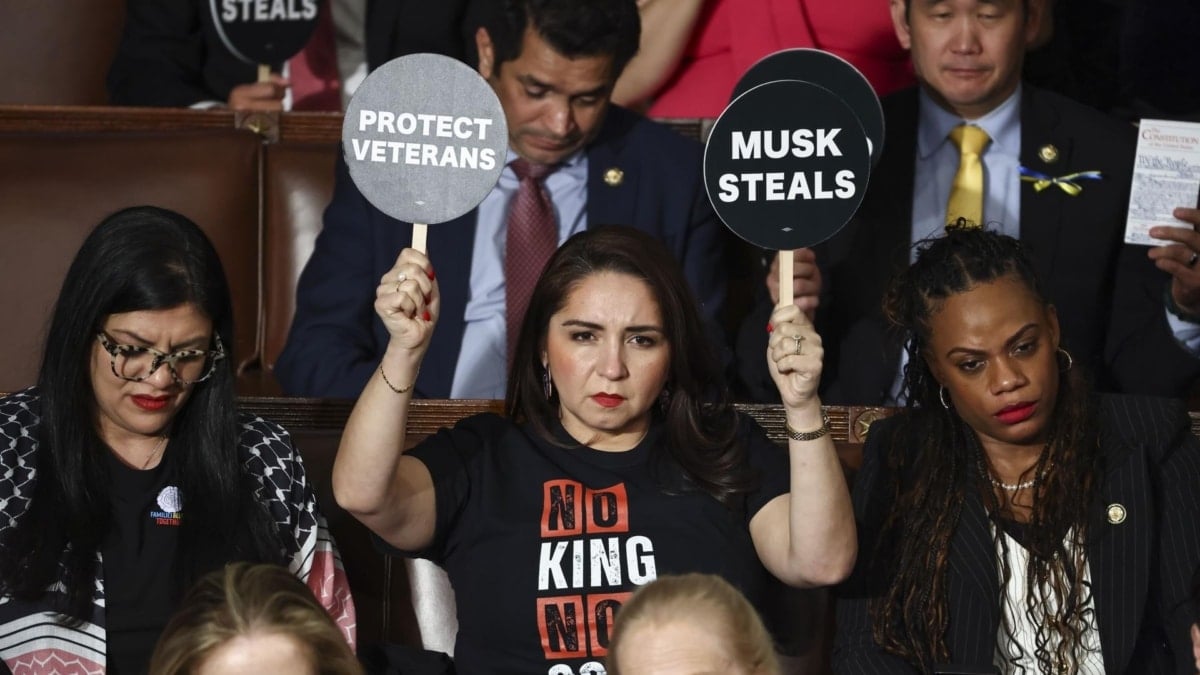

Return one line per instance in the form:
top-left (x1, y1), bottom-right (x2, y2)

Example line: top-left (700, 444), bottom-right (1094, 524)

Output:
top-left (766, 322), bottom-right (773, 333)
top-left (422, 311), bottom-right (431, 321)
top-left (426, 267), bottom-right (435, 280)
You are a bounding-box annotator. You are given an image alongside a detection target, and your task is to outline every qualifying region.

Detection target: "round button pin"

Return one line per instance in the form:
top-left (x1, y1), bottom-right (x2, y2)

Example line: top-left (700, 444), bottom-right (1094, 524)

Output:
top-left (1106, 503), bottom-right (1126, 524)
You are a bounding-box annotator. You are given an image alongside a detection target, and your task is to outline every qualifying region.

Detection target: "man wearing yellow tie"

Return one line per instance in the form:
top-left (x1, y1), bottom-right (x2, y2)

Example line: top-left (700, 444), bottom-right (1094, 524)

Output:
top-left (745, 0), bottom-right (1200, 405)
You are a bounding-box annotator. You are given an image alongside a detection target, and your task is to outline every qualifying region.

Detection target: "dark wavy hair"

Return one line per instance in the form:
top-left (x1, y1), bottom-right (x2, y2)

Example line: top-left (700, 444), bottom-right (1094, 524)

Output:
top-left (0, 206), bottom-right (284, 623)
top-left (479, 0), bottom-right (640, 76)
top-left (872, 228), bottom-right (1100, 672)
top-left (506, 225), bottom-right (755, 507)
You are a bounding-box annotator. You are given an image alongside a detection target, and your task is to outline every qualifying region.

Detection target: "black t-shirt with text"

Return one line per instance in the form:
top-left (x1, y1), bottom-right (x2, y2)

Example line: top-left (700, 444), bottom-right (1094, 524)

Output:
top-left (385, 413), bottom-right (790, 675)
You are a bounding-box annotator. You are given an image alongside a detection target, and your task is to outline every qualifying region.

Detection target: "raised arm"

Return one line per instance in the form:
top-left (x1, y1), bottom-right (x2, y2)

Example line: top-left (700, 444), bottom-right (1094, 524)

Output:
top-left (748, 303), bottom-right (856, 587)
top-left (331, 248), bottom-right (440, 551)
top-left (610, 0), bottom-right (707, 110)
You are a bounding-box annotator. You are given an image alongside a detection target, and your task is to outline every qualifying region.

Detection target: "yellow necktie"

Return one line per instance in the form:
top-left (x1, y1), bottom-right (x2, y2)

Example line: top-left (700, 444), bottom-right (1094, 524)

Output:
top-left (945, 124), bottom-right (991, 229)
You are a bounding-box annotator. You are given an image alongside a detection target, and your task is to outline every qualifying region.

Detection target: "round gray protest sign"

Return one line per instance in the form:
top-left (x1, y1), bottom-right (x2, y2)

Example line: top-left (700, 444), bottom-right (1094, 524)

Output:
top-left (733, 48), bottom-right (884, 168)
top-left (209, 0), bottom-right (318, 64)
top-left (343, 53), bottom-right (508, 225)
top-left (704, 79), bottom-right (870, 251)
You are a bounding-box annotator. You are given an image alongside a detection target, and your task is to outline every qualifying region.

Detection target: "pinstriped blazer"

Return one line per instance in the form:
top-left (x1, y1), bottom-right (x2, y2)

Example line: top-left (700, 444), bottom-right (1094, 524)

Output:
top-left (833, 394), bottom-right (1200, 674)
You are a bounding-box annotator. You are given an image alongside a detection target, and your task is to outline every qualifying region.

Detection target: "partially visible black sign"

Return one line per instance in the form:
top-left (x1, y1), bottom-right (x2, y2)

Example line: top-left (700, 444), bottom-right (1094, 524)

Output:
top-left (210, 0), bottom-right (320, 64)
top-left (704, 79), bottom-right (870, 250)
top-left (733, 48), bottom-right (885, 168)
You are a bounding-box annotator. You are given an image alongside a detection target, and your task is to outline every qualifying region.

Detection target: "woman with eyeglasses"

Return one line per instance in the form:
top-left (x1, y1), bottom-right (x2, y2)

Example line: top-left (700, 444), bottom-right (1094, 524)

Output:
top-left (0, 206), bottom-right (354, 674)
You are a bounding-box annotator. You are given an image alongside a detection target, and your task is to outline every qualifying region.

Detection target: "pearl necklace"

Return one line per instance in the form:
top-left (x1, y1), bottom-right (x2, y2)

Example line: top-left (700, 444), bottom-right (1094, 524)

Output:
top-left (986, 473), bottom-right (1039, 491)
top-left (978, 457), bottom-right (1048, 492)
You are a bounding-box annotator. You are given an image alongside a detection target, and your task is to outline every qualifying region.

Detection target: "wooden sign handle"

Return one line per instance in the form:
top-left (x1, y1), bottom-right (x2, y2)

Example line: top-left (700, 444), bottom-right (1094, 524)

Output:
top-left (257, 64), bottom-right (271, 83)
top-left (412, 223), bottom-right (428, 254)
top-left (778, 250), bottom-right (793, 308)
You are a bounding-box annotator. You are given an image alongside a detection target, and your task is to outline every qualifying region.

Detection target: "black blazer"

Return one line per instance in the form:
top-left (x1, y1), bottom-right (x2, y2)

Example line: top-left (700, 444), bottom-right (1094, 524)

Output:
top-left (833, 394), bottom-right (1200, 674)
top-left (735, 85), bottom-right (1200, 404)
top-left (107, 0), bottom-right (470, 107)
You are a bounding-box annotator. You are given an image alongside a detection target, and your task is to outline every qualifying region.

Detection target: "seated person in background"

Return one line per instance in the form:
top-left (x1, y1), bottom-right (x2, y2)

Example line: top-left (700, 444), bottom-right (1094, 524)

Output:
top-left (149, 562), bottom-right (361, 675)
top-left (107, 0), bottom-right (469, 110)
top-left (606, 572), bottom-right (780, 675)
top-left (737, 0), bottom-right (1200, 405)
top-left (611, 0), bottom-right (914, 117)
top-left (332, 226), bottom-right (855, 672)
top-left (834, 228), bottom-right (1200, 673)
top-left (276, 0), bottom-right (739, 400)
top-left (0, 206), bottom-right (353, 674)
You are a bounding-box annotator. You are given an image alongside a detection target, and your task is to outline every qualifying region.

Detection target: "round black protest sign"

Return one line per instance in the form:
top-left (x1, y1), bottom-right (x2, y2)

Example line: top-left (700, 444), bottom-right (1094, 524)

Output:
top-left (704, 79), bottom-right (870, 251)
top-left (733, 48), bottom-right (884, 168)
top-left (343, 53), bottom-right (508, 225)
top-left (209, 0), bottom-right (319, 64)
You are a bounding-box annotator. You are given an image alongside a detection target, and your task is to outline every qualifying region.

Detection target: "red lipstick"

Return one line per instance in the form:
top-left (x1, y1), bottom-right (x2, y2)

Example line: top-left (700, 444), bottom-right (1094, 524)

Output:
top-left (995, 402), bottom-right (1036, 425)
top-left (132, 395), bottom-right (170, 411)
top-left (592, 393), bottom-right (625, 408)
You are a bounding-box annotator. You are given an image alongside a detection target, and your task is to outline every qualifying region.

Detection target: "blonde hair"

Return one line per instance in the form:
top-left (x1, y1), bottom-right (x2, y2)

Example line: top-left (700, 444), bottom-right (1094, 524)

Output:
top-left (148, 562), bottom-right (361, 675)
top-left (606, 573), bottom-right (780, 674)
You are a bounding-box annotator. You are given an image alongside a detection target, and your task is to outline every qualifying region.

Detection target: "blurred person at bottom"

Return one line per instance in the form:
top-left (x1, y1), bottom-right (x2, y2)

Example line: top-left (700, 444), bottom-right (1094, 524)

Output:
top-left (833, 228), bottom-right (1200, 673)
top-left (333, 225), bottom-right (855, 673)
top-left (149, 562), bottom-right (361, 675)
top-left (0, 206), bottom-right (353, 674)
top-left (606, 572), bottom-right (780, 675)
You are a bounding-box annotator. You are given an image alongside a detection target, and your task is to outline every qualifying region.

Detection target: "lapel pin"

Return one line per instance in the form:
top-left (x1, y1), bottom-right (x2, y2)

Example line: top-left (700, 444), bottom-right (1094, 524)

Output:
top-left (603, 167), bottom-right (624, 187)
top-left (1038, 144), bottom-right (1059, 164)
top-left (1106, 503), bottom-right (1126, 525)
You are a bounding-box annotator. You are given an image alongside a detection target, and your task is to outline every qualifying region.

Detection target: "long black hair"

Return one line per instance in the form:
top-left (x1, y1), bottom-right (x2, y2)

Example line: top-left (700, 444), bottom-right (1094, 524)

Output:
top-left (0, 206), bottom-right (284, 623)
top-left (506, 225), bottom-right (756, 507)
top-left (873, 228), bottom-right (1100, 672)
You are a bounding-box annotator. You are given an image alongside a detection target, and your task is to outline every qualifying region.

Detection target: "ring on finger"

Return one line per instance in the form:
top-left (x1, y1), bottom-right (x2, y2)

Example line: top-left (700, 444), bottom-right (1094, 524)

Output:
top-left (792, 334), bottom-right (804, 355)
top-left (1188, 252), bottom-right (1198, 268)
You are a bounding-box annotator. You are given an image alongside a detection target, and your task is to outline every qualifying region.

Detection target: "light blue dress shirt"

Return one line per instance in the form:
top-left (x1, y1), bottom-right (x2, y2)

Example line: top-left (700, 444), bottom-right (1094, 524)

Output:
top-left (449, 149), bottom-right (589, 399)
top-left (909, 86), bottom-right (1023, 257)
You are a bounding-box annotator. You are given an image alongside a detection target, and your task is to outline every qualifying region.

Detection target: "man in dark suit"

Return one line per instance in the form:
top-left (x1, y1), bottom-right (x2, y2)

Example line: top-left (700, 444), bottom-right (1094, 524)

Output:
top-left (275, 0), bottom-right (727, 399)
top-left (107, 0), bottom-right (469, 109)
top-left (739, 0), bottom-right (1200, 404)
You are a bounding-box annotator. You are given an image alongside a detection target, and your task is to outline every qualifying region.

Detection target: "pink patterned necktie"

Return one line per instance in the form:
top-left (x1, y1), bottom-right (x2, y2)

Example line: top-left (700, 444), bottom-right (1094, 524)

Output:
top-left (505, 158), bottom-right (559, 369)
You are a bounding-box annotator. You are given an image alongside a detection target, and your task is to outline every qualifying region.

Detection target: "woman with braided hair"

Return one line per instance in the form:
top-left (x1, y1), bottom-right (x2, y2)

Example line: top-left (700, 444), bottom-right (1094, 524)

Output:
top-left (833, 227), bottom-right (1200, 674)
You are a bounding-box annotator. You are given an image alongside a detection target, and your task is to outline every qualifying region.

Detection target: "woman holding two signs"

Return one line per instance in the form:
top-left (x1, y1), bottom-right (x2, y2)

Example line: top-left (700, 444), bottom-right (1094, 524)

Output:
top-left (333, 225), bottom-right (854, 671)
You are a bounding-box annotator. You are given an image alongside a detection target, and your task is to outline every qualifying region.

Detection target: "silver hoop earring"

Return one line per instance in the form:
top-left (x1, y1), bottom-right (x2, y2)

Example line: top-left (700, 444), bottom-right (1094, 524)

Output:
top-left (542, 368), bottom-right (553, 400)
top-left (1057, 348), bottom-right (1073, 372)
top-left (939, 386), bottom-right (952, 410)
